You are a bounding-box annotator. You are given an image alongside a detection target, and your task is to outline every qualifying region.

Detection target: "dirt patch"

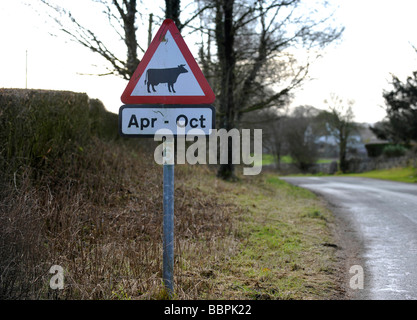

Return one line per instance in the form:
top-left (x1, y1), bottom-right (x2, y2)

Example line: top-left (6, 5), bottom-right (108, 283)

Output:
top-left (320, 196), bottom-right (368, 300)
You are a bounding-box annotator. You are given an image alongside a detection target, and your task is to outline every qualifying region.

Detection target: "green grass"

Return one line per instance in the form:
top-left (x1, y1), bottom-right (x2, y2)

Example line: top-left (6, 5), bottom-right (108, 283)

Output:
top-left (202, 174), bottom-right (341, 300)
top-left (345, 166), bottom-right (417, 183)
top-left (280, 155), bottom-right (293, 164)
top-left (316, 158), bottom-right (336, 164)
top-left (259, 154), bottom-right (336, 166)
top-left (282, 165), bottom-right (417, 184)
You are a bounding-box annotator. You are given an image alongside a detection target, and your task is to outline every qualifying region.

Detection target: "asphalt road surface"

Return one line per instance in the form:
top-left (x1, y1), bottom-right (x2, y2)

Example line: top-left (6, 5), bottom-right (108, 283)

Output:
top-left (281, 176), bottom-right (417, 300)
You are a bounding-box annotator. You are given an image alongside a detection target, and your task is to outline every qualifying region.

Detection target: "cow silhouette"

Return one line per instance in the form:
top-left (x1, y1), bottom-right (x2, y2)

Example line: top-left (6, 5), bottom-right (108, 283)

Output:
top-left (144, 64), bottom-right (188, 93)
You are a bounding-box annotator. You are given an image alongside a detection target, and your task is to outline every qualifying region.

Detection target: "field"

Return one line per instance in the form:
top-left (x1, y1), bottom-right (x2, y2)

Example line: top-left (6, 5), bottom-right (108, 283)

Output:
top-left (0, 89), bottom-right (343, 299)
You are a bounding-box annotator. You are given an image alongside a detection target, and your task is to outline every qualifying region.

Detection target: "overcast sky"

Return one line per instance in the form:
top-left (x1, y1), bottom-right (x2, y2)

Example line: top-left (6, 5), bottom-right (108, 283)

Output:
top-left (1, 0), bottom-right (417, 124)
top-left (291, 0), bottom-right (417, 123)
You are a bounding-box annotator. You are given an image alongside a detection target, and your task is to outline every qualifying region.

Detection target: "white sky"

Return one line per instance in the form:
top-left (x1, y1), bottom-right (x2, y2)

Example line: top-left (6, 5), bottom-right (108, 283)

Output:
top-left (1, 0), bottom-right (417, 124)
top-left (290, 0), bottom-right (417, 123)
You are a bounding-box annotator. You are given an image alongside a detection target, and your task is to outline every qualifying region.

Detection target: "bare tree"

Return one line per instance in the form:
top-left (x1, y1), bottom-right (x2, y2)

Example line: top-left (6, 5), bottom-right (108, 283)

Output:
top-left (283, 106), bottom-right (320, 172)
top-left (38, 0), bottom-right (145, 79)
top-left (318, 94), bottom-right (357, 173)
top-left (199, 0), bottom-right (344, 180)
top-left (241, 106), bottom-right (288, 170)
top-left (261, 112), bottom-right (287, 170)
top-left (37, 0), bottom-right (204, 79)
top-left (165, 0), bottom-right (181, 28)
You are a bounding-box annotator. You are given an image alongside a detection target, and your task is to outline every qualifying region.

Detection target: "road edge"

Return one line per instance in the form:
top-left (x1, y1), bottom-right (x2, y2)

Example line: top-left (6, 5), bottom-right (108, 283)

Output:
top-left (316, 193), bottom-right (369, 300)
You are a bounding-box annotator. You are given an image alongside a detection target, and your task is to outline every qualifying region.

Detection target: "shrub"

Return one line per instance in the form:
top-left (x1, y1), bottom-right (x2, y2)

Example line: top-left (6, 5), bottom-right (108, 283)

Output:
top-left (1, 89), bottom-right (90, 174)
top-left (88, 98), bottom-right (118, 140)
top-left (365, 143), bottom-right (389, 157)
top-left (382, 144), bottom-right (407, 158)
top-left (0, 89), bottom-right (119, 180)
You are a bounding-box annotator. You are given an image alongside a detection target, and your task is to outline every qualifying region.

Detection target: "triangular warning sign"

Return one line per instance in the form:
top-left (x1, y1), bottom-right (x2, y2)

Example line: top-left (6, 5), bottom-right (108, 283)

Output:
top-left (121, 19), bottom-right (215, 105)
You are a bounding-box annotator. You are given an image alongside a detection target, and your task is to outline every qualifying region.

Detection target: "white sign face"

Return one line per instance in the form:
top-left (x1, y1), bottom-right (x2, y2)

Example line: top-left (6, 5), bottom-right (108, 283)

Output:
top-left (131, 31), bottom-right (204, 97)
top-left (119, 105), bottom-right (215, 137)
top-left (121, 19), bottom-right (215, 105)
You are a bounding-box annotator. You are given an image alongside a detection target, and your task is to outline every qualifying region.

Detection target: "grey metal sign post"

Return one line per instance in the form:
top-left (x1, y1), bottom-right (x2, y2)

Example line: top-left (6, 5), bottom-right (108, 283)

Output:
top-left (119, 19), bottom-right (215, 299)
top-left (118, 105), bottom-right (215, 298)
top-left (162, 137), bottom-right (174, 296)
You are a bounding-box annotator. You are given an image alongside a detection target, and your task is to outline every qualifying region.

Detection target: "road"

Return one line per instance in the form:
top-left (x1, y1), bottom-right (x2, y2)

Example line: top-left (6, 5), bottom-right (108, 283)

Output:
top-left (281, 176), bottom-right (417, 300)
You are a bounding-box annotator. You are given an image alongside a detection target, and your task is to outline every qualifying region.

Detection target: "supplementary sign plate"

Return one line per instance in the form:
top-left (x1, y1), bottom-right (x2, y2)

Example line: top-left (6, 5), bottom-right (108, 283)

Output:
top-left (119, 105), bottom-right (215, 137)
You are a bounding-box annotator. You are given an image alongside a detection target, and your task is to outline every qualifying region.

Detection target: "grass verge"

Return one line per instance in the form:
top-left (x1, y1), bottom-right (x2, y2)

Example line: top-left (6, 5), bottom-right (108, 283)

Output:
top-left (260, 154), bottom-right (336, 166)
top-left (183, 171), bottom-right (342, 300)
top-left (282, 166), bottom-right (417, 184)
top-left (343, 166), bottom-right (417, 183)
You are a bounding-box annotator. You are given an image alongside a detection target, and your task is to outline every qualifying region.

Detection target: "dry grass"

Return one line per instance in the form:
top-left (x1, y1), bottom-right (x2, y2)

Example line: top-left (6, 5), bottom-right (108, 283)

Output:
top-left (0, 137), bottom-right (239, 299)
top-left (1, 89), bottom-right (341, 300)
top-left (1, 89), bottom-right (239, 299)
top-left (177, 173), bottom-right (343, 300)
top-left (0, 141), bottom-right (342, 300)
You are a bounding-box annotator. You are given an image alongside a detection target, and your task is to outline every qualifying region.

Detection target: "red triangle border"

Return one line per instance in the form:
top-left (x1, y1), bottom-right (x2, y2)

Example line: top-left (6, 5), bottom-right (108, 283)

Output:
top-left (121, 19), bottom-right (215, 105)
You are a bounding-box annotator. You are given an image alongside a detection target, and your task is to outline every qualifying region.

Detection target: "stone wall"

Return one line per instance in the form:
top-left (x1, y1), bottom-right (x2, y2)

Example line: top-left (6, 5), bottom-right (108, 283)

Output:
top-left (345, 156), bottom-right (416, 173)
top-left (272, 155), bottom-right (416, 175)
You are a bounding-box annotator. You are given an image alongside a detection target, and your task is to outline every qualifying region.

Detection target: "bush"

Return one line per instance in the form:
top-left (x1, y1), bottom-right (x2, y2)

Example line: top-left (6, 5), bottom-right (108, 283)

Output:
top-left (0, 89), bottom-right (161, 299)
top-left (88, 98), bottom-right (118, 140)
top-left (383, 144), bottom-right (407, 158)
top-left (365, 143), bottom-right (389, 157)
top-left (0, 89), bottom-right (118, 179)
top-left (1, 89), bottom-right (88, 173)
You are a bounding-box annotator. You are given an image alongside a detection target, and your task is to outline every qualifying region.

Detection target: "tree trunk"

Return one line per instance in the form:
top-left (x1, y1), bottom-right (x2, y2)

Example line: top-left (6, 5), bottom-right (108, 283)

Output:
top-left (339, 133), bottom-right (348, 173)
top-left (165, 0), bottom-right (181, 28)
top-left (215, 0), bottom-right (237, 181)
top-left (124, 2), bottom-right (139, 77)
top-left (275, 148), bottom-right (281, 171)
top-left (114, 0), bottom-right (139, 78)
